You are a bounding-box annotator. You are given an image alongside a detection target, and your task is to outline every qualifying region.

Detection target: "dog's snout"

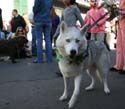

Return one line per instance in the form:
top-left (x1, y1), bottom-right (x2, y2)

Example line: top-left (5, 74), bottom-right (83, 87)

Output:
top-left (70, 50), bottom-right (76, 55)
top-left (70, 50), bottom-right (76, 57)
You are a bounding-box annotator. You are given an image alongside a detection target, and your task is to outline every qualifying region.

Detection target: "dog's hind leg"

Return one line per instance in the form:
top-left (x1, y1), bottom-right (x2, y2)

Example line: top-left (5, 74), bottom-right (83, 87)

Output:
top-left (59, 76), bottom-right (69, 101)
top-left (99, 50), bottom-right (110, 94)
top-left (68, 74), bottom-right (82, 109)
top-left (85, 68), bottom-right (96, 91)
top-left (98, 63), bottom-right (110, 94)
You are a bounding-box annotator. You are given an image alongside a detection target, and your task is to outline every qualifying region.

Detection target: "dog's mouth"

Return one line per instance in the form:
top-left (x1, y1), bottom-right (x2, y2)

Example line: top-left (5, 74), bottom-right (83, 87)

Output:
top-left (69, 50), bottom-right (77, 59)
top-left (69, 54), bottom-right (76, 59)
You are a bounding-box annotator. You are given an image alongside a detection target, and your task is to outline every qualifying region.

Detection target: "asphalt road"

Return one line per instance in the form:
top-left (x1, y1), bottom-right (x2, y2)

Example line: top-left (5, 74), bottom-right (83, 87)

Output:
top-left (0, 50), bottom-right (125, 109)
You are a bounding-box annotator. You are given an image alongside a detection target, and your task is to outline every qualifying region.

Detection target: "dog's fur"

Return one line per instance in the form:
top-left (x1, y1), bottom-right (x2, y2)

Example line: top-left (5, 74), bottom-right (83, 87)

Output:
top-left (0, 36), bottom-right (28, 63)
top-left (56, 21), bottom-right (110, 108)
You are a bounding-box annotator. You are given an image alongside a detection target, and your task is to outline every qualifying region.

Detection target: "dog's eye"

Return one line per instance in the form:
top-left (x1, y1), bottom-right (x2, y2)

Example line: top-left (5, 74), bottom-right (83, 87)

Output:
top-left (66, 39), bottom-right (70, 43)
top-left (76, 39), bottom-right (80, 43)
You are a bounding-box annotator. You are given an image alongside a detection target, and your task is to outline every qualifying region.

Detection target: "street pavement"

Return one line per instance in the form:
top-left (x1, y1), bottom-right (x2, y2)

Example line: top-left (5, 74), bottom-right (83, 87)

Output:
top-left (0, 50), bottom-right (125, 109)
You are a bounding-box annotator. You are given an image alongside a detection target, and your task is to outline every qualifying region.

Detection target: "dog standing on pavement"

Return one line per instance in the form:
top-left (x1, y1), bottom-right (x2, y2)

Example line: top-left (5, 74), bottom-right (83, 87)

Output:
top-left (56, 21), bottom-right (110, 108)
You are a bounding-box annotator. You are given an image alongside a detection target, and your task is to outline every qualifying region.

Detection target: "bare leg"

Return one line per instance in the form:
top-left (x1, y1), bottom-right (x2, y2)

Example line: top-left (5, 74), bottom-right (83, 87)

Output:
top-left (68, 74), bottom-right (82, 109)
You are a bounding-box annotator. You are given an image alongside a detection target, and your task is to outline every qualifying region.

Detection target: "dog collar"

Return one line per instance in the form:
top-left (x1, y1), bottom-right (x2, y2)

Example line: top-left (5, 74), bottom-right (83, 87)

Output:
top-left (54, 49), bottom-right (63, 62)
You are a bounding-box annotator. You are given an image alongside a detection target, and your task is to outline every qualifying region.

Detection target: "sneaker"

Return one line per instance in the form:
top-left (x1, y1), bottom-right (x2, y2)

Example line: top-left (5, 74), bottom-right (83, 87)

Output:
top-left (32, 60), bottom-right (42, 63)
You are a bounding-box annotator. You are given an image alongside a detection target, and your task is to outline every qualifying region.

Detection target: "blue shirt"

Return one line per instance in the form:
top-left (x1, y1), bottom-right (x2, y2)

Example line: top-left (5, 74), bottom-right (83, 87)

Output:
top-left (33, 0), bottom-right (53, 23)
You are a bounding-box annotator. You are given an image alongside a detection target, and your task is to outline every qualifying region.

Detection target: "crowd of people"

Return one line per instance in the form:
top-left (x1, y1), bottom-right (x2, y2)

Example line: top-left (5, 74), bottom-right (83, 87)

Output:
top-left (0, 0), bottom-right (125, 74)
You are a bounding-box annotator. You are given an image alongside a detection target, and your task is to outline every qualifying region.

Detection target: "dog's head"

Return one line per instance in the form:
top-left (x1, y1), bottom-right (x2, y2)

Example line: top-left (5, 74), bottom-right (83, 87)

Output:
top-left (56, 21), bottom-right (88, 58)
top-left (15, 27), bottom-right (26, 36)
top-left (12, 36), bottom-right (28, 48)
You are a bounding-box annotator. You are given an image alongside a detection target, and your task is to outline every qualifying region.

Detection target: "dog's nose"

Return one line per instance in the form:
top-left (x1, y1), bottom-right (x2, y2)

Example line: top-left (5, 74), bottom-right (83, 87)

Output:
top-left (70, 50), bottom-right (76, 57)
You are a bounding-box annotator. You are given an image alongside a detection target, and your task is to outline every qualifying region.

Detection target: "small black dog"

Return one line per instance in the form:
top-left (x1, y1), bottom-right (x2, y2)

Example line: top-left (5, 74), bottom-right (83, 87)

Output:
top-left (0, 36), bottom-right (28, 63)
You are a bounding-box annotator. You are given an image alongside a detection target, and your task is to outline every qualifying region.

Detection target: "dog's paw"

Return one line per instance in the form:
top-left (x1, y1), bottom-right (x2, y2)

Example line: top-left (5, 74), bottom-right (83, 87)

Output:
top-left (104, 87), bottom-right (110, 94)
top-left (68, 95), bottom-right (78, 109)
top-left (59, 95), bottom-right (68, 101)
top-left (68, 99), bottom-right (75, 109)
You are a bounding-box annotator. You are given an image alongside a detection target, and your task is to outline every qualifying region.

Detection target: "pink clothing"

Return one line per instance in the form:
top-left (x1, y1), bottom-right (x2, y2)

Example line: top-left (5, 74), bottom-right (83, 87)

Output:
top-left (114, 0), bottom-right (125, 70)
top-left (84, 7), bottom-right (107, 33)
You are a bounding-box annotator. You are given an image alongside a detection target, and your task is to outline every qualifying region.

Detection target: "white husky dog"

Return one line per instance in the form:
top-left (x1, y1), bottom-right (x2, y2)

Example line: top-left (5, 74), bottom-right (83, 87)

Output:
top-left (56, 21), bottom-right (110, 109)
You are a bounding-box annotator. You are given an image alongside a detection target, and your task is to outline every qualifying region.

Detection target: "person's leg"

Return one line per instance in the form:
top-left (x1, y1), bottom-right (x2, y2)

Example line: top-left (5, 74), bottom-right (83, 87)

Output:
top-left (86, 32), bottom-right (91, 40)
top-left (43, 23), bottom-right (52, 63)
top-left (114, 24), bottom-right (123, 70)
top-left (34, 23), bottom-right (43, 63)
top-left (118, 28), bottom-right (125, 74)
top-left (96, 33), bottom-right (105, 42)
top-left (0, 32), bottom-right (1, 39)
top-left (0, 31), bottom-right (5, 39)
top-left (96, 33), bottom-right (111, 51)
top-left (122, 33), bottom-right (125, 71)
top-left (120, 23), bottom-right (125, 71)
top-left (90, 33), bottom-right (96, 40)
top-left (31, 26), bottom-right (37, 56)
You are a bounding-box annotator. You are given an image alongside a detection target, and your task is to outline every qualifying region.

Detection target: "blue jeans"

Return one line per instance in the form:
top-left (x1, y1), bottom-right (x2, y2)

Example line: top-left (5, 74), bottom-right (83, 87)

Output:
top-left (35, 22), bottom-right (52, 63)
top-left (31, 26), bottom-right (37, 56)
top-left (0, 31), bottom-right (5, 39)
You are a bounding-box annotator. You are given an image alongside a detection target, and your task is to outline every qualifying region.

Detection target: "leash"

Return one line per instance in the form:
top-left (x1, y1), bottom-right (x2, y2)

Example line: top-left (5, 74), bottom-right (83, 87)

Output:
top-left (82, 44), bottom-right (89, 60)
top-left (88, 12), bottom-right (109, 31)
top-left (87, 2), bottom-right (119, 31)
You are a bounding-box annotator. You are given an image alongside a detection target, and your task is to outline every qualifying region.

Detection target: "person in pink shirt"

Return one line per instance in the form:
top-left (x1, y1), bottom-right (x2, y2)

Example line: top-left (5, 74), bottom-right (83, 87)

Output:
top-left (110, 0), bottom-right (125, 74)
top-left (84, 0), bottom-right (107, 42)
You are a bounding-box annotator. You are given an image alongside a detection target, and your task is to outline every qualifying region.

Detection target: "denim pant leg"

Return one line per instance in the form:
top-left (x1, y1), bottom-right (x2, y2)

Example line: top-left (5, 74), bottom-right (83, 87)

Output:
top-left (35, 23), bottom-right (43, 63)
top-left (31, 26), bottom-right (37, 55)
top-left (0, 31), bottom-right (5, 39)
top-left (43, 23), bottom-right (52, 63)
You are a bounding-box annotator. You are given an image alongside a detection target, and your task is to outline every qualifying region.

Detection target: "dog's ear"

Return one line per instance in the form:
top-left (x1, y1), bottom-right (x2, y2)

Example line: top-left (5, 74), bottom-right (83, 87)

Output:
top-left (60, 21), bottom-right (68, 33)
top-left (80, 24), bottom-right (89, 36)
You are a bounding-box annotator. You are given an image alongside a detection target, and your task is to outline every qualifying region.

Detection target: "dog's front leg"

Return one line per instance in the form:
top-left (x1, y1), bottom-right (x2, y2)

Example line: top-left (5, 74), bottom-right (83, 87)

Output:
top-left (59, 76), bottom-right (69, 101)
top-left (68, 74), bottom-right (82, 109)
top-left (10, 52), bottom-right (17, 63)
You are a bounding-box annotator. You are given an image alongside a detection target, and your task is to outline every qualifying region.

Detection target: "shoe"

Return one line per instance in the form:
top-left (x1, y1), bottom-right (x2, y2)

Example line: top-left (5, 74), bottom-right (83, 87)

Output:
top-left (32, 60), bottom-right (42, 63)
top-left (119, 70), bottom-right (125, 75)
top-left (110, 67), bottom-right (121, 72)
top-left (33, 60), bottom-right (38, 63)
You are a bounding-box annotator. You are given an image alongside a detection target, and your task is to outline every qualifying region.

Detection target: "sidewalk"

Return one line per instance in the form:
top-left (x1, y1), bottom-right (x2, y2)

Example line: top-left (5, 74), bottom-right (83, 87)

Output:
top-left (0, 50), bottom-right (125, 109)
